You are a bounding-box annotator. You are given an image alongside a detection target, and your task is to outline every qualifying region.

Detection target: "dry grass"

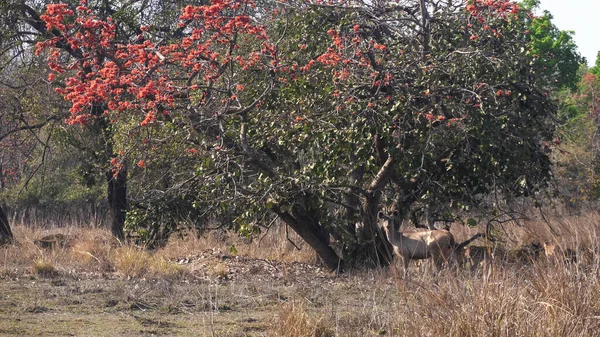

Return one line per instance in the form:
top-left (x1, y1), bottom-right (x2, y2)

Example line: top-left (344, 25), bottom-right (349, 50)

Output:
top-left (112, 246), bottom-right (151, 277)
top-left (1, 210), bottom-right (600, 336)
top-left (148, 256), bottom-right (184, 278)
top-left (112, 246), bottom-right (184, 278)
top-left (267, 210), bottom-right (600, 337)
top-left (264, 260), bottom-right (600, 336)
top-left (274, 300), bottom-right (334, 337)
top-left (69, 228), bottom-right (115, 271)
top-left (0, 224), bottom-right (117, 275)
top-left (0, 225), bottom-right (186, 279)
top-left (31, 256), bottom-right (58, 277)
top-left (155, 225), bottom-right (317, 264)
top-left (385, 264), bottom-right (600, 336)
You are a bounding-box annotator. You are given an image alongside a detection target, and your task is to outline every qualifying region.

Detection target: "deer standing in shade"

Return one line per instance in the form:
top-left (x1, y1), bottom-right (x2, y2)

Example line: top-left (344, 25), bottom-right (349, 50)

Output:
top-left (378, 210), bottom-right (456, 276)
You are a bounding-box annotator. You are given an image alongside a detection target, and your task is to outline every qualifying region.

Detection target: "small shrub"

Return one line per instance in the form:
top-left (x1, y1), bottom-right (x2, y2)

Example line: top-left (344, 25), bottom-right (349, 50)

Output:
top-left (113, 246), bottom-right (150, 277)
top-left (71, 237), bottom-right (114, 271)
top-left (32, 257), bottom-right (58, 278)
top-left (148, 256), bottom-right (184, 279)
top-left (274, 300), bottom-right (333, 337)
top-left (211, 262), bottom-right (229, 279)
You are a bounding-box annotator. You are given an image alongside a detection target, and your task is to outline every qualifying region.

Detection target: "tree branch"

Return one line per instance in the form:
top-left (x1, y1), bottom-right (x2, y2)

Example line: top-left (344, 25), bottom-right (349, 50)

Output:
top-left (0, 116), bottom-right (58, 142)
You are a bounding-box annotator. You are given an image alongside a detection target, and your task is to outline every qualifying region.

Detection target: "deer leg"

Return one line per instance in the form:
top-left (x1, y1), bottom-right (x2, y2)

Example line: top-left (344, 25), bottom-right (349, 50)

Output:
top-left (402, 255), bottom-right (410, 278)
top-left (433, 252), bottom-right (445, 270)
top-left (432, 247), bottom-right (452, 270)
top-left (441, 247), bottom-right (453, 268)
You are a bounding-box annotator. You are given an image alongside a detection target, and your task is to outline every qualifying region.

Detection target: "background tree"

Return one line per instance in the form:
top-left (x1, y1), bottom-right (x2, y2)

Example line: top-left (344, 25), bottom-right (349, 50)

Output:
top-left (521, 0), bottom-right (583, 90)
top-left (554, 67), bottom-right (600, 204)
top-left (0, 34), bottom-right (69, 240)
top-left (512, 0), bottom-right (587, 209)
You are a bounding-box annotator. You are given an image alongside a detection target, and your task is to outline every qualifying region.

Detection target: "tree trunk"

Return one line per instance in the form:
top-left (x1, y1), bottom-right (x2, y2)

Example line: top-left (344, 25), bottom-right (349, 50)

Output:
top-left (106, 167), bottom-right (127, 240)
top-left (359, 191), bottom-right (394, 267)
top-left (344, 163), bottom-right (365, 235)
top-left (339, 164), bottom-right (365, 265)
top-left (0, 204), bottom-right (13, 244)
top-left (272, 204), bottom-right (342, 272)
top-left (0, 160), bottom-right (12, 244)
top-left (354, 153), bottom-right (398, 267)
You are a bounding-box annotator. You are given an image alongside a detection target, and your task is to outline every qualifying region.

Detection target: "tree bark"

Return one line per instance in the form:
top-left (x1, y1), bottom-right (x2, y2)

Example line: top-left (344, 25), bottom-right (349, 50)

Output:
top-left (106, 167), bottom-right (127, 240)
top-left (337, 164), bottom-right (365, 264)
top-left (358, 153), bottom-right (398, 267)
top-left (420, 0), bottom-right (431, 59)
top-left (0, 204), bottom-right (13, 244)
top-left (272, 204), bottom-right (342, 272)
top-left (0, 160), bottom-right (12, 244)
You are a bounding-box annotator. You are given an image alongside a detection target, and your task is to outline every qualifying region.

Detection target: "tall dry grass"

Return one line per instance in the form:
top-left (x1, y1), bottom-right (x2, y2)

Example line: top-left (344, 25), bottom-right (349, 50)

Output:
top-left (273, 258), bottom-right (600, 336)
top-left (0, 224), bottom-right (185, 279)
top-left (273, 210), bottom-right (600, 337)
top-left (0, 219), bottom-right (315, 279)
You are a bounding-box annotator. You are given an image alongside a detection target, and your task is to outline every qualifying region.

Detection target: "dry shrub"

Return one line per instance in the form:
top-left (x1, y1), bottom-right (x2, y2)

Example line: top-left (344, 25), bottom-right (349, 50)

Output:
top-left (1, 226), bottom-right (47, 270)
top-left (273, 300), bottom-right (333, 337)
top-left (1, 224), bottom-right (184, 279)
top-left (112, 245), bottom-right (184, 279)
top-left (69, 229), bottom-right (116, 271)
top-left (113, 246), bottom-right (151, 277)
top-left (32, 257), bottom-right (58, 278)
top-left (0, 224), bottom-right (121, 274)
top-left (151, 230), bottom-right (204, 261)
top-left (148, 256), bottom-right (184, 279)
top-left (210, 262), bottom-right (228, 279)
top-left (1, 225), bottom-right (71, 276)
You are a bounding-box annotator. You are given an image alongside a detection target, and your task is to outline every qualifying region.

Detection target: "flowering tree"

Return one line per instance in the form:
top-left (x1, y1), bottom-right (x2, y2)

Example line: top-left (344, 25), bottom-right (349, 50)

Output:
top-left (31, 0), bottom-right (570, 269)
top-left (33, 0), bottom-right (288, 245)
top-left (9, 0), bottom-right (246, 239)
top-left (252, 0), bottom-right (563, 265)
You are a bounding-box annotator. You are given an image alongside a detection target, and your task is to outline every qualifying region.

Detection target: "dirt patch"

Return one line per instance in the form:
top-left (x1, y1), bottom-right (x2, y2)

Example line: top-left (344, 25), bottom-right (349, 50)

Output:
top-left (174, 248), bottom-right (335, 284)
top-left (0, 248), bottom-right (355, 336)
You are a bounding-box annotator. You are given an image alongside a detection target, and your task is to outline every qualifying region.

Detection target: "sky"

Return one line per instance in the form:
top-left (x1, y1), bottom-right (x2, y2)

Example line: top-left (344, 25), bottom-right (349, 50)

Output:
top-left (538, 0), bottom-right (600, 67)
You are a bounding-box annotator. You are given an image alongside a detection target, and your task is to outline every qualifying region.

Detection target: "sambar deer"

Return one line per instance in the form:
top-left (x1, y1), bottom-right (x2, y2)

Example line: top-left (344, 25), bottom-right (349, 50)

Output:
top-left (543, 241), bottom-right (577, 264)
top-left (463, 244), bottom-right (508, 268)
top-left (378, 210), bottom-right (456, 276)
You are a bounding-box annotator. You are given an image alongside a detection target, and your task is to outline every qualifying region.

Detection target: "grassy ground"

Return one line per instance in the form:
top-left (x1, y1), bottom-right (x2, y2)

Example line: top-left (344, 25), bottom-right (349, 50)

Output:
top-left (1, 211), bottom-right (600, 336)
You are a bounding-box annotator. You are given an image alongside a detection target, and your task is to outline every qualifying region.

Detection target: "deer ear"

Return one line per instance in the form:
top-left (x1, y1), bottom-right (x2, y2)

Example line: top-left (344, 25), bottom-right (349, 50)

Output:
top-left (377, 211), bottom-right (385, 219)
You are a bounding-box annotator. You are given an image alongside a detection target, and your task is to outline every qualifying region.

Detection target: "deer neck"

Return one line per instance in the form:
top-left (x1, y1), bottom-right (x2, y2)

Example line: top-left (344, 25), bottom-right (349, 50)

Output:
top-left (384, 225), bottom-right (405, 246)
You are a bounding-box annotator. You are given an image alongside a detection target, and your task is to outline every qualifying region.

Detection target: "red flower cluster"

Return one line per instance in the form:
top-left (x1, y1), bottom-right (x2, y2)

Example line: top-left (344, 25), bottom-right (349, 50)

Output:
top-left (36, 0), bottom-right (275, 128)
top-left (466, 0), bottom-right (520, 22)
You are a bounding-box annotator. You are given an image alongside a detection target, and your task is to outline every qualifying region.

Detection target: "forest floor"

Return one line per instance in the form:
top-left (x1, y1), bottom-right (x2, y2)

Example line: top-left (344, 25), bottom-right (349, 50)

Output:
top-left (0, 250), bottom-right (363, 336)
top-left (2, 211), bottom-right (600, 336)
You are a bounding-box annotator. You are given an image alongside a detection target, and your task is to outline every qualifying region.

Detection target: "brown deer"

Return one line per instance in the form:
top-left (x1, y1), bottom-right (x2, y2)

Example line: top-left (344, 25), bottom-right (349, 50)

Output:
top-left (378, 210), bottom-right (456, 276)
top-left (543, 241), bottom-right (577, 264)
top-left (463, 244), bottom-right (509, 268)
